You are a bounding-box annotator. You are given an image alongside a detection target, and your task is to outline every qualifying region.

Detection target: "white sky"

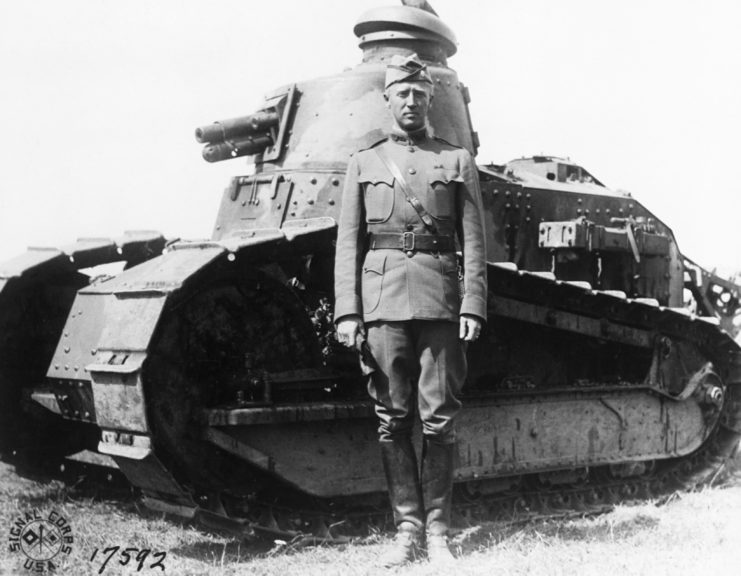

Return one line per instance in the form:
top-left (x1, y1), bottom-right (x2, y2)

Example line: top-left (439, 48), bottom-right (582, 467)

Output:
top-left (1, 0), bottom-right (739, 274)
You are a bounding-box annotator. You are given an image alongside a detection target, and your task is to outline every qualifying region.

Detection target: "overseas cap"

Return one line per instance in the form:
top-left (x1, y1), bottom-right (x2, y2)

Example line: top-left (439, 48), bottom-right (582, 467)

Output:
top-left (384, 54), bottom-right (434, 89)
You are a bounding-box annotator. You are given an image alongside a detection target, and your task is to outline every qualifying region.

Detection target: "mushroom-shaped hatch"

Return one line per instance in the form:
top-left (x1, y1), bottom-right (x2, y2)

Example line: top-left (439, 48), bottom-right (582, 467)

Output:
top-left (354, 4), bottom-right (458, 63)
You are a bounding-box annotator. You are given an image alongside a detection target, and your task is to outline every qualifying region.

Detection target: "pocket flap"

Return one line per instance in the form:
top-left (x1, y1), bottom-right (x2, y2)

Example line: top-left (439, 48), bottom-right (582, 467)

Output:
top-left (359, 166), bottom-right (394, 187)
top-left (428, 168), bottom-right (463, 185)
top-left (363, 252), bottom-right (387, 275)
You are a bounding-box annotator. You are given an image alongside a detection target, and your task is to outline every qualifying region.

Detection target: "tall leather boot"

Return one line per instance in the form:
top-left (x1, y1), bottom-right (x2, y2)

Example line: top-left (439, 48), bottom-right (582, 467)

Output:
top-left (378, 437), bottom-right (424, 567)
top-left (421, 436), bottom-right (456, 563)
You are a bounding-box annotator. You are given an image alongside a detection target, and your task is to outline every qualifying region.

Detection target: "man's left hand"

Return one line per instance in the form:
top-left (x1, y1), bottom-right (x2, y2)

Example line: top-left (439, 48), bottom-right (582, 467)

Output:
top-left (459, 315), bottom-right (483, 341)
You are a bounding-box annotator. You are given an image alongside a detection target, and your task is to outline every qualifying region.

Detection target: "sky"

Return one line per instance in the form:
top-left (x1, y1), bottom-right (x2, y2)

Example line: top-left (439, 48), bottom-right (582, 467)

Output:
top-left (0, 0), bottom-right (739, 275)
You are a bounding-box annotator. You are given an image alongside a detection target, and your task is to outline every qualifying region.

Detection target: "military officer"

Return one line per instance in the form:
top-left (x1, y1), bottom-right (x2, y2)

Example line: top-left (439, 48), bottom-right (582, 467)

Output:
top-left (334, 53), bottom-right (487, 566)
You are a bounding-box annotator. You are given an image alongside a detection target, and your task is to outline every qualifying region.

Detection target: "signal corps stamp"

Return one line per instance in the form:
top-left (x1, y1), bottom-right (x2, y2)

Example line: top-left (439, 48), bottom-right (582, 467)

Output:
top-left (8, 509), bottom-right (73, 573)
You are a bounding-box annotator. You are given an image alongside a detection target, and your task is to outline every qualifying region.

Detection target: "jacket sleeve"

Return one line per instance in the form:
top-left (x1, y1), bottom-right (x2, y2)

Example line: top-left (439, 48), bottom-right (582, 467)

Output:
top-left (456, 149), bottom-right (488, 321)
top-left (334, 154), bottom-right (366, 322)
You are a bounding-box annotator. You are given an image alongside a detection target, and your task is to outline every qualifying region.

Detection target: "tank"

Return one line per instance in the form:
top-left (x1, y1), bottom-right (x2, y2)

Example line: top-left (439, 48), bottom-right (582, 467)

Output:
top-left (2, 1), bottom-right (741, 540)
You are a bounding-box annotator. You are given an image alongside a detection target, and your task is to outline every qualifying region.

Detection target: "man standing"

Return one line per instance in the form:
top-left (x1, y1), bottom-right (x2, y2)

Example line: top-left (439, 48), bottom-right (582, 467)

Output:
top-left (334, 54), bottom-right (487, 566)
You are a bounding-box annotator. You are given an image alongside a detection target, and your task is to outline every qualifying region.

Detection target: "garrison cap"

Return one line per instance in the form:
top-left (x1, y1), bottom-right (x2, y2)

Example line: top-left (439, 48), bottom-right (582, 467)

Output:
top-left (384, 53), bottom-right (433, 89)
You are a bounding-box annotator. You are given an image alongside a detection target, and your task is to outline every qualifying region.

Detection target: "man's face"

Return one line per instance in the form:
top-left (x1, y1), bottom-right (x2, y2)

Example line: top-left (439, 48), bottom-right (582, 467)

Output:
top-left (385, 81), bottom-right (432, 132)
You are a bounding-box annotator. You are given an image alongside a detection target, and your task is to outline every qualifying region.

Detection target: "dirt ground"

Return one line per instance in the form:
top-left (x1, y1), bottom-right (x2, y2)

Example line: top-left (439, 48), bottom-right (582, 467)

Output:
top-left (1, 460), bottom-right (740, 576)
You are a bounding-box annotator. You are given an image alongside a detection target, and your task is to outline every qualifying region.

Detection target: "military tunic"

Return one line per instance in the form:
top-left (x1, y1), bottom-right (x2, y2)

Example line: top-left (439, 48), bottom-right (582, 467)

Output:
top-left (334, 127), bottom-right (488, 440)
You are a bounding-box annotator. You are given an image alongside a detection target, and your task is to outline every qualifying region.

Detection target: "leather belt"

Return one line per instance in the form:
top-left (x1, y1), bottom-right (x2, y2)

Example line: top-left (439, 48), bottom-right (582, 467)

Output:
top-left (368, 232), bottom-right (455, 252)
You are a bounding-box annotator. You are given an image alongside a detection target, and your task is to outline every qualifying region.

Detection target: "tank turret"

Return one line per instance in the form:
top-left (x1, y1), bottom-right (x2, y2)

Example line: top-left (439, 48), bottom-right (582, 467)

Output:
top-left (198, 4), bottom-right (478, 241)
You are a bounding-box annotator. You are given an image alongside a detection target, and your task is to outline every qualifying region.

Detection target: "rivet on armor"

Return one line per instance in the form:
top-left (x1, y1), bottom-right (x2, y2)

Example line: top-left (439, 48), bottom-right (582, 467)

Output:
top-left (64, 346), bottom-right (70, 353)
top-left (227, 253), bottom-right (236, 262)
top-left (332, 178), bottom-right (340, 186)
top-left (308, 199), bottom-right (315, 205)
top-left (408, 168), bottom-right (416, 174)
top-left (241, 200), bottom-right (246, 206)
top-left (577, 198), bottom-right (583, 204)
top-left (328, 199), bottom-right (335, 205)
top-left (311, 178), bottom-right (317, 185)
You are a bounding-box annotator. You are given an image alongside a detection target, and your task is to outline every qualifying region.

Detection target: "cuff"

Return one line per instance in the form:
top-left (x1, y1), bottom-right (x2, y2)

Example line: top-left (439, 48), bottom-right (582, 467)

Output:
top-left (460, 293), bottom-right (487, 322)
top-left (334, 295), bottom-right (362, 322)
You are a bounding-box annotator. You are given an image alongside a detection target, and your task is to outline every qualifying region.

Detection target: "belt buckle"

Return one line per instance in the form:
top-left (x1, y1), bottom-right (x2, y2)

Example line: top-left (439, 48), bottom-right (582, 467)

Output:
top-left (402, 232), bottom-right (415, 251)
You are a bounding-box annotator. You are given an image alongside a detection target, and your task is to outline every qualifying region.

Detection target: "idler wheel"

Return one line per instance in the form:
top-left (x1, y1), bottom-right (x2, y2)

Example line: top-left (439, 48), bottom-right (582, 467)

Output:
top-left (143, 270), bottom-right (321, 495)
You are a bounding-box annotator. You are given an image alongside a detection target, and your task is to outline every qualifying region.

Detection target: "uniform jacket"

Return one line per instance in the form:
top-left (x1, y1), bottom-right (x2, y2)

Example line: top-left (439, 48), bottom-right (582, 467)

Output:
top-left (334, 128), bottom-right (488, 323)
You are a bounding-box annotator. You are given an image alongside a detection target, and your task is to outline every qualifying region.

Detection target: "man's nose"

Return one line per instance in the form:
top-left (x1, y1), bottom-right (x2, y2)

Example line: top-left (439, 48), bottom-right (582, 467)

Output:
top-left (404, 94), bottom-right (417, 106)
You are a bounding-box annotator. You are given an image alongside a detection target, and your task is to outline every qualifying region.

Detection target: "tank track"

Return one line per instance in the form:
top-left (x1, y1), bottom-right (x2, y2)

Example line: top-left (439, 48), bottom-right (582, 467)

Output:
top-left (3, 253), bottom-right (739, 544)
top-left (217, 262), bottom-right (741, 544)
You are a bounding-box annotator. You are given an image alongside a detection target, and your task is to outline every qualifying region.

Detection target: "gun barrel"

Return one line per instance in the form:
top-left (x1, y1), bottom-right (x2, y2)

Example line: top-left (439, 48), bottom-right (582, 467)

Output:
top-left (201, 134), bottom-right (274, 163)
top-left (195, 111), bottom-right (280, 144)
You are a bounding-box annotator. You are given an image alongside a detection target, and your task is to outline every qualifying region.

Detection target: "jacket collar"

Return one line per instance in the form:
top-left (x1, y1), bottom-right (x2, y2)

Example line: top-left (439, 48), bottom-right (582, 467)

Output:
top-left (389, 124), bottom-right (429, 145)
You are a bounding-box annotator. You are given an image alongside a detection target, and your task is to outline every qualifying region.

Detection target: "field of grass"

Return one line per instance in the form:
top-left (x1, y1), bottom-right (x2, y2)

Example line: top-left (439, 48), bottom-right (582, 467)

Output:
top-left (1, 460), bottom-right (740, 576)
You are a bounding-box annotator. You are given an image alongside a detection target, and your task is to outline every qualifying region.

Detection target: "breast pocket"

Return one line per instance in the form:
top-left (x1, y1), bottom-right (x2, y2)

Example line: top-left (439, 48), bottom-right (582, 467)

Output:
top-left (360, 169), bottom-right (395, 223)
top-left (427, 168), bottom-right (463, 221)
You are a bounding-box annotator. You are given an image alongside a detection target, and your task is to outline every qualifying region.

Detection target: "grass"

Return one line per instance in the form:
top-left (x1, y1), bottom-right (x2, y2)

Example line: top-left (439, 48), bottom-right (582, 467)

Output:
top-left (1, 461), bottom-right (740, 575)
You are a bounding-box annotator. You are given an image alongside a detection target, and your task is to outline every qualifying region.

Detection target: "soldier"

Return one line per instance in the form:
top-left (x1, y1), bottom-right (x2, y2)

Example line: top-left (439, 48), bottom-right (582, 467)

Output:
top-left (334, 53), bottom-right (487, 566)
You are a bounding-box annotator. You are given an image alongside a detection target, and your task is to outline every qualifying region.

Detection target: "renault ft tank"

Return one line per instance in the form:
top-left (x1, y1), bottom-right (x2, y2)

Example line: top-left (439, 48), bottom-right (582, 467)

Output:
top-left (2, 2), bottom-right (740, 539)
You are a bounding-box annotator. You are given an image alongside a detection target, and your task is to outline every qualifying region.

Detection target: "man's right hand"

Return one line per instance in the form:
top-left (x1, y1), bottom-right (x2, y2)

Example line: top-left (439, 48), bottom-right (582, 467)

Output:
top-left (336, 315), bottom-right (365, 349)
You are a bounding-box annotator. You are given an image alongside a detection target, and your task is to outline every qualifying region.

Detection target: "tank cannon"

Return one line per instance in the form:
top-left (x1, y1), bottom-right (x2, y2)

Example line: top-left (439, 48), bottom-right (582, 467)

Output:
top-left (1, 1), bottom-right (740, 542)
top-left (196, 111), bottom-right (279, 162)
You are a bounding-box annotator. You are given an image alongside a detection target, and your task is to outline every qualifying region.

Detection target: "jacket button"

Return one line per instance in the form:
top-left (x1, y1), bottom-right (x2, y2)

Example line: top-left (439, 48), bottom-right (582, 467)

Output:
top-left (406, 224), bottom-right (414, 231)
top-left (406, 251), bottom-right (414, 258)
top-left (408, 168), bottom-right (416, 175)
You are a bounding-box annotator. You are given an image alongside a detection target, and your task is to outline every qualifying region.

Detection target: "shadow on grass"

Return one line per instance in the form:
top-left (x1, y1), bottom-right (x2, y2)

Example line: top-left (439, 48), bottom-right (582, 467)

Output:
top-left (452, 510), bottom-right (661, 555)
top-left (170, 538), bottom-right (272, 565)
